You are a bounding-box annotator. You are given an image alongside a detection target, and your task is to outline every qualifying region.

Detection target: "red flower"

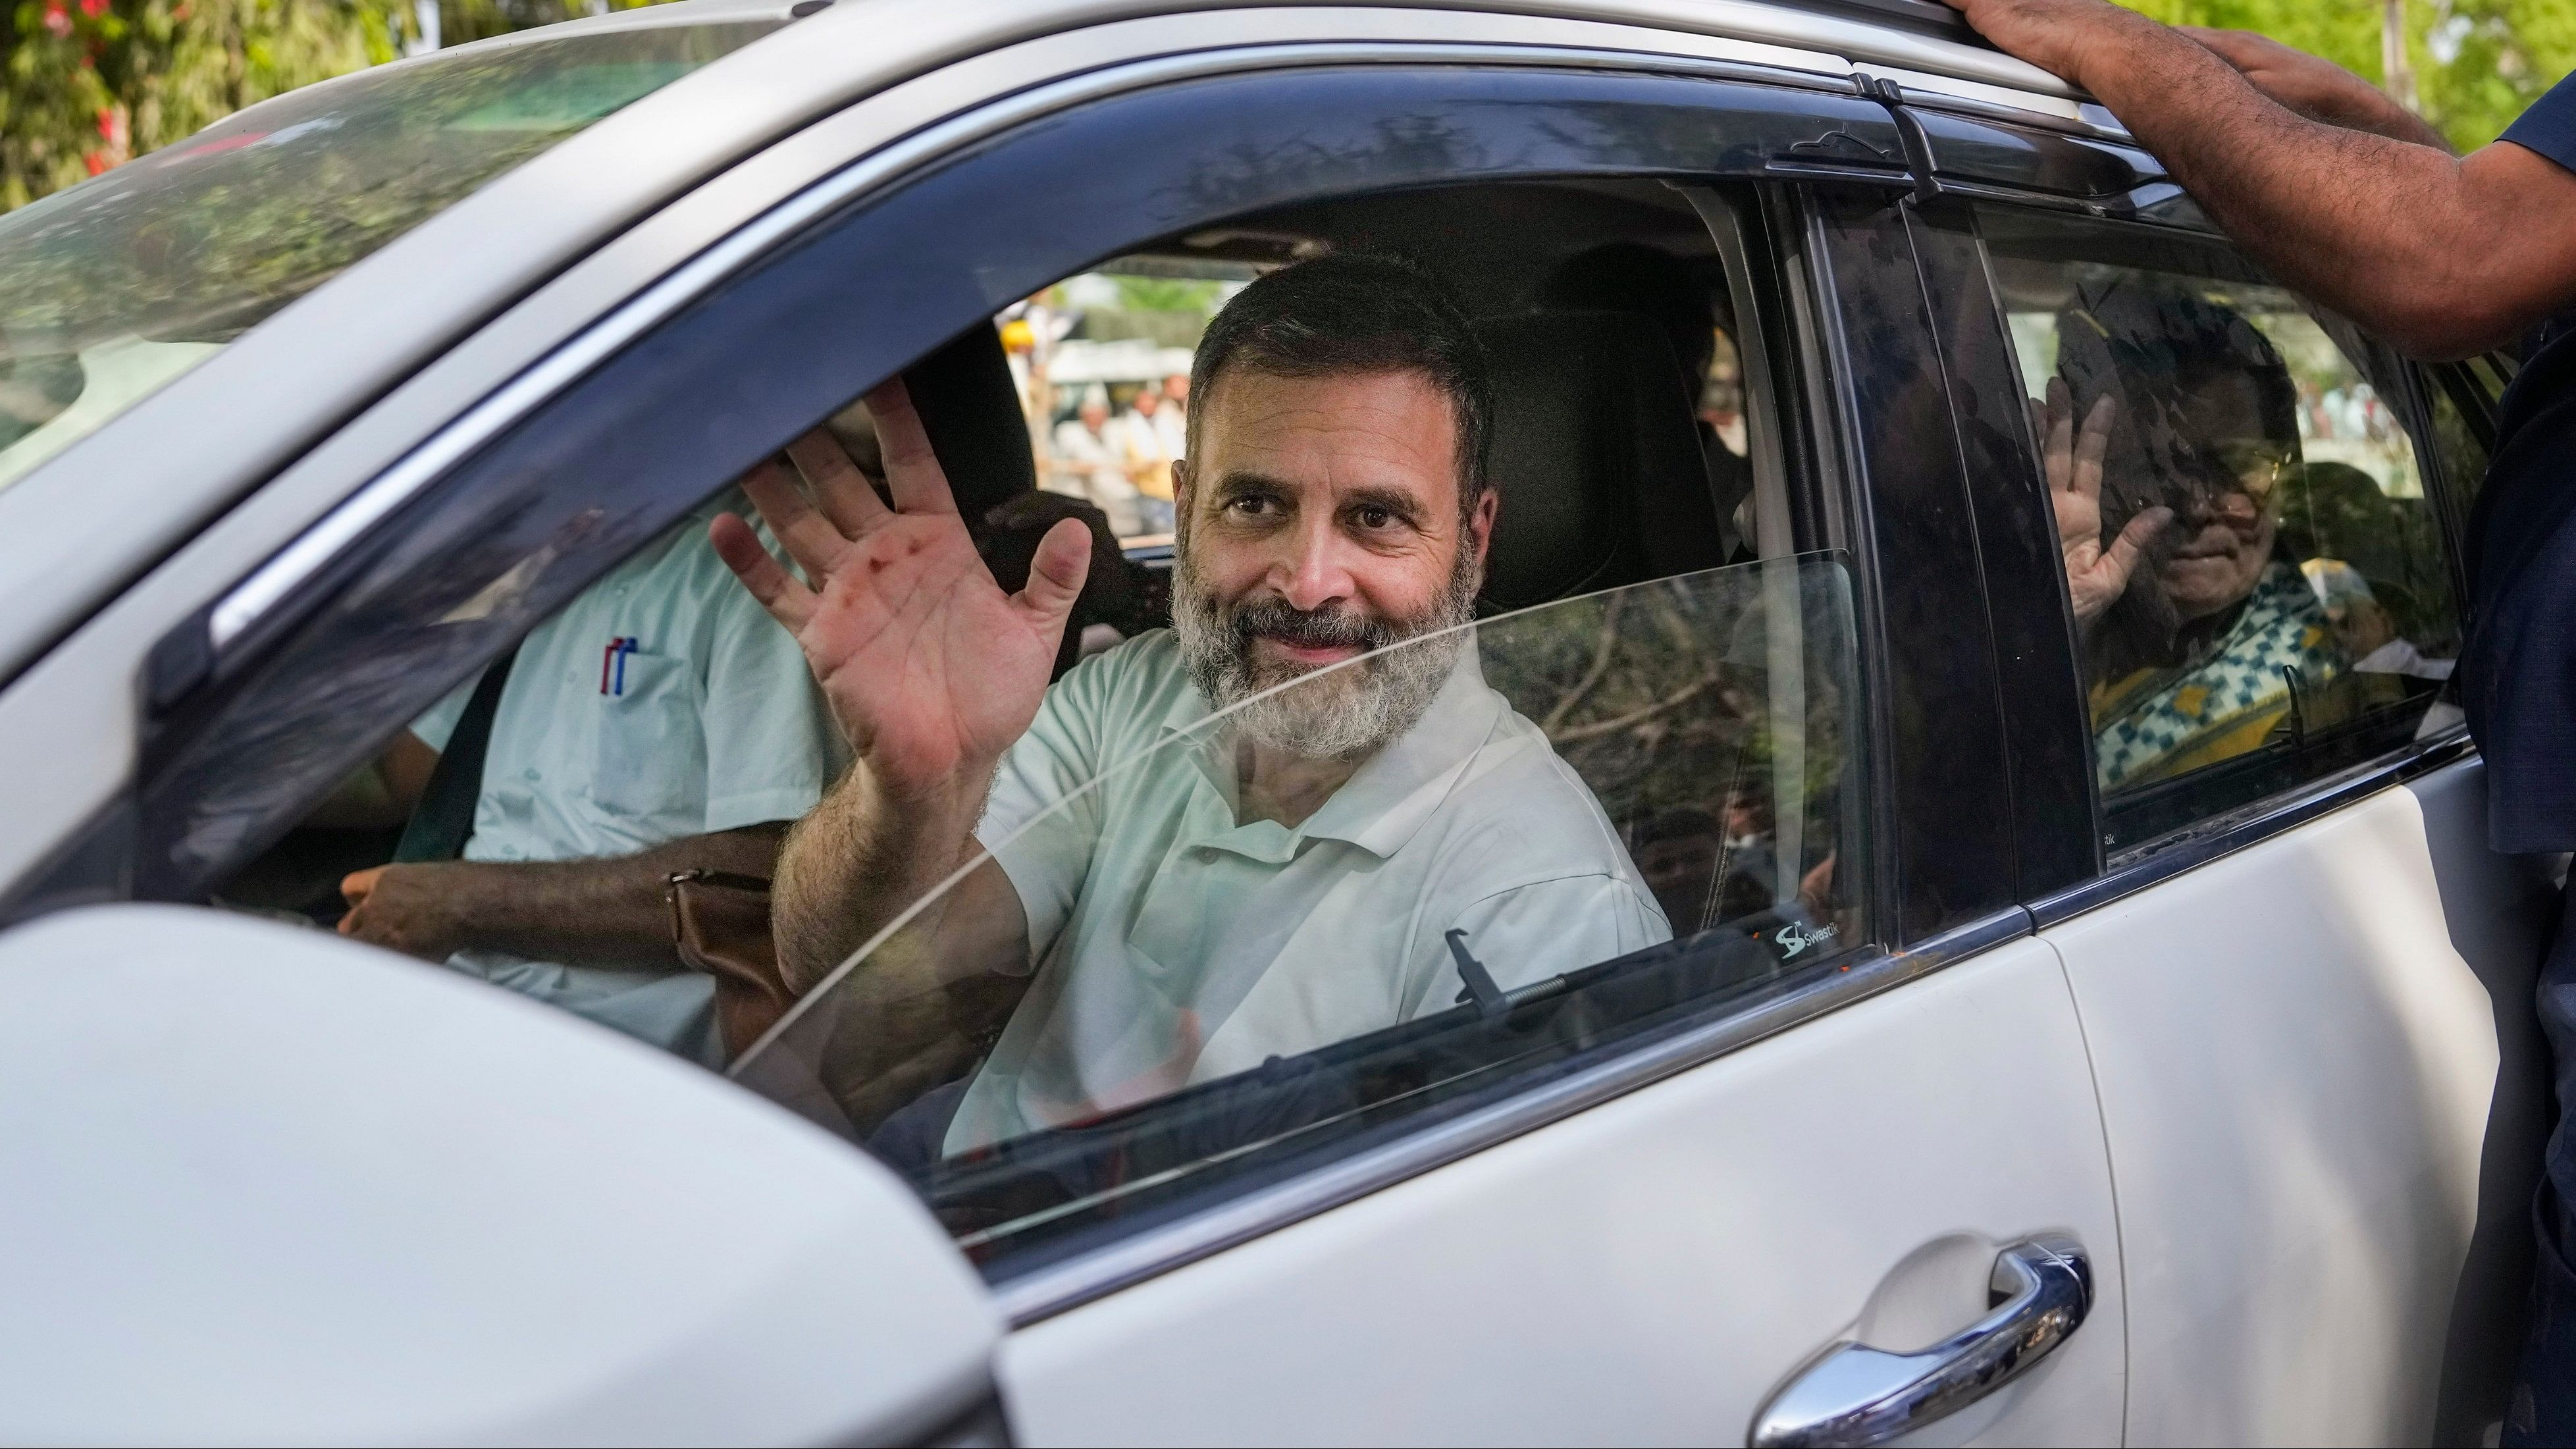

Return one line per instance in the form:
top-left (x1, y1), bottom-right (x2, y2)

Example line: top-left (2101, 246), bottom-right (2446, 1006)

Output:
top-left (84, 153), bottom-right (109, 176)
top-left (77, 0), bottom-right (106, 16)
top-left (42, 1), bottom-right (71, 36)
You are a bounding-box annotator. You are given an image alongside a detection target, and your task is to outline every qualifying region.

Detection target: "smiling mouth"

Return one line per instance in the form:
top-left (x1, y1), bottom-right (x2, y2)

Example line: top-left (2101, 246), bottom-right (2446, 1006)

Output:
top-left (1256, 636), bottom-right (1366, 667)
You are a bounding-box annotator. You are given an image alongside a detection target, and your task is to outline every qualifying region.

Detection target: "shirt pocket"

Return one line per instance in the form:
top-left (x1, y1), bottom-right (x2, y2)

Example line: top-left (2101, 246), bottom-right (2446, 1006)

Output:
top-left (587, 650), bottom-right (702, 824)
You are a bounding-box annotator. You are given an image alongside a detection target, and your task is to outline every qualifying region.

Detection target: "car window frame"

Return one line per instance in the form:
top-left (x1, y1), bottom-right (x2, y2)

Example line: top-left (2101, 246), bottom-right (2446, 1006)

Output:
top-left (20, 51), bottom-right (2053, 1319)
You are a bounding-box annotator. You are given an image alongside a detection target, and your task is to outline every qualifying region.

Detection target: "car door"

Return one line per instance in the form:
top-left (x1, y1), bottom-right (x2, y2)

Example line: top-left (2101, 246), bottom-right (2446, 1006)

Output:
top-left (1895, 112), bottom-right (2562, 1446)
top-left (0, 16), bottom-right (2132, 1445)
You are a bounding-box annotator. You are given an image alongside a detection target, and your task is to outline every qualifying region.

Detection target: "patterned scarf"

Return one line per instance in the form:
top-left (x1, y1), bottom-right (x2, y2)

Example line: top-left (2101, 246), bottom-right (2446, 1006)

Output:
top-left (2091, 562), bottom-right (2346, 791)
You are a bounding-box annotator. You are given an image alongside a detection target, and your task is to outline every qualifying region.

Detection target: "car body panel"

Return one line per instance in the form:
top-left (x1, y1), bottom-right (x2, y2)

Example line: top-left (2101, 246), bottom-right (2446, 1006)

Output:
top-left (2043, 761), bottom-right (2503, 1444)
top-left (997, 937), bottom-right (2122, 1447)
top-left (0, 905), bottom-right (999, 1443)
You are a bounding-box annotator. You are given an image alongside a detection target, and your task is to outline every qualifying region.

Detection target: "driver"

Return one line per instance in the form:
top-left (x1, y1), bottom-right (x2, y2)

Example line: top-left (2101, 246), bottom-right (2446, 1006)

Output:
top-left (713, 254), bottom-right (1668, 1151)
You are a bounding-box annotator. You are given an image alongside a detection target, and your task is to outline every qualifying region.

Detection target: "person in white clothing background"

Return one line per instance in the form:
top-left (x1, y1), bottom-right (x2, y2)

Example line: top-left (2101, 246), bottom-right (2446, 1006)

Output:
top-left (334, 477), bottom-right (847, 1065)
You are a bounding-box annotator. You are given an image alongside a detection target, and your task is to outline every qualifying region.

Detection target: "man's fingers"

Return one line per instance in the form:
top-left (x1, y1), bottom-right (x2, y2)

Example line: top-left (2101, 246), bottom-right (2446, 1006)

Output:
top-left (1013, 517), bottom-right (1092, 626)
top-left (2101, 506), bottom-right (2173, 581)
top-left (341, 866), bottom-right (383, 906)
top-left (785, 427), bottom-right (891, 535)
top-left (866, 377), bottom-right (962, 517)
top-left (710, 512), bottom-right (816, 631)
top-left (2074, 394), bottom-right (2116, 497)
top-left (737, 456), bottom-right (851, 579)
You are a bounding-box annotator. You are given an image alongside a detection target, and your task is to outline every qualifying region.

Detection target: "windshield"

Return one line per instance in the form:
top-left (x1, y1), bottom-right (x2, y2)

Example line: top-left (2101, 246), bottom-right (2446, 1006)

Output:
top-left (733, 554), bottom-right (1864, 1266)
top-left (0, 20), bottom-right (777, 493)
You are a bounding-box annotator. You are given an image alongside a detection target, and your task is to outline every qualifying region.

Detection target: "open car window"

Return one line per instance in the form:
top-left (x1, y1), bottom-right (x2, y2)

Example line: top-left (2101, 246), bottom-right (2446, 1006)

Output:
top-left (735, 554), bottom-right (1866, 1269)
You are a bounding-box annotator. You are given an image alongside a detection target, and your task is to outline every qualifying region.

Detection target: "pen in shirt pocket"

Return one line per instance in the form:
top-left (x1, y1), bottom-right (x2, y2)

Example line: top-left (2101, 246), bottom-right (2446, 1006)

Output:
top-left (600, 636), bottom-right (640, 696)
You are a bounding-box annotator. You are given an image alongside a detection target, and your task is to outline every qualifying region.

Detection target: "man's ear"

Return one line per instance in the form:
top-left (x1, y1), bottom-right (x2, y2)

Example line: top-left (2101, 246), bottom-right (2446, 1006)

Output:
top-left (1172, 456), bottom-right (1193, 525)
top-left (1467, 485), bottom-right (1498, 566)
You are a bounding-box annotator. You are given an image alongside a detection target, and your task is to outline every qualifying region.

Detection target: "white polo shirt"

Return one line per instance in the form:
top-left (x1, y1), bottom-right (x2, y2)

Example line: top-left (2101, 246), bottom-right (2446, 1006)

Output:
top-left (411, 492), bottom-right (845, 1060)
top-left (945, 629), bottom-right (1669, 1153)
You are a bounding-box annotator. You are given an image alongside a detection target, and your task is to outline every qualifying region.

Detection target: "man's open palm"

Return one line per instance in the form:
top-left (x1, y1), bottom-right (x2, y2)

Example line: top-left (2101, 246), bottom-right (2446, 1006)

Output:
top-left (710, 378), bottom-right (1091, 793)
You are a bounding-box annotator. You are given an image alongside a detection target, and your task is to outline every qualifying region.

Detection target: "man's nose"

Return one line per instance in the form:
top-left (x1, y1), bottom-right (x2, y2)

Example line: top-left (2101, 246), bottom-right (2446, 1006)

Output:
top-left (1273, 515), bottom-right (1356, 612)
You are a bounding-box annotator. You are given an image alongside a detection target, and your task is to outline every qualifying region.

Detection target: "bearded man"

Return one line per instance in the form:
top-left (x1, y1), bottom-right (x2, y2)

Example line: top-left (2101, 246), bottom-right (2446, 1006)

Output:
top-left (712, 255), bottom-right (1666, 1153)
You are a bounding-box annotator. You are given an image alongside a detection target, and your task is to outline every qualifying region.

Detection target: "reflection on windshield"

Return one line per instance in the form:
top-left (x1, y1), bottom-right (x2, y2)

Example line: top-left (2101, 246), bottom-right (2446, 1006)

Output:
top-left (735, 556), bottom-right (1860, 1257)
top-left (0, 20), bottom-right (775, 491)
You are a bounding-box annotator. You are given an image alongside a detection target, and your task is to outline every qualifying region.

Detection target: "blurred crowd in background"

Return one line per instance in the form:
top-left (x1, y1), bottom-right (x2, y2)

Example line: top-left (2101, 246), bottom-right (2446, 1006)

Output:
top-left (1002, 265), bottom-right (1748, 544)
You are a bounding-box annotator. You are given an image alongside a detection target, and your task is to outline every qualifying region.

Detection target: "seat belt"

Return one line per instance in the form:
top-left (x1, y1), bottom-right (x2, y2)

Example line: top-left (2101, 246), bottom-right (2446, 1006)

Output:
top-left (392, 648), bottom-right (517, 863)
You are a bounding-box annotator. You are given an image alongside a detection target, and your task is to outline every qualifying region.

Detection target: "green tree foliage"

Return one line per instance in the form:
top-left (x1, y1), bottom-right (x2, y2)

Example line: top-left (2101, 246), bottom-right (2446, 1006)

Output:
top-left (3, 0), bottom-right (404, 209)
top-left (2121, 0), bottom-right (2576, 151)
top-left (0, 0), bottom-right (664, 211)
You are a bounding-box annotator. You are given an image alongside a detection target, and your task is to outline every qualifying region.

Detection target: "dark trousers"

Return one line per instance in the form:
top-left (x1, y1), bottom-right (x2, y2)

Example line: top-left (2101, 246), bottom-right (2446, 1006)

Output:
top-left (2511, 891), bottom-right (2576, 1446)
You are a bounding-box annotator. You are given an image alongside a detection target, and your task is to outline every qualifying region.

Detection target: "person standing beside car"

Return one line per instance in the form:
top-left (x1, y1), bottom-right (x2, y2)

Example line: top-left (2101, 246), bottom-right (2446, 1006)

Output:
top-left (1940, 1), bottom-right (2576, 1438)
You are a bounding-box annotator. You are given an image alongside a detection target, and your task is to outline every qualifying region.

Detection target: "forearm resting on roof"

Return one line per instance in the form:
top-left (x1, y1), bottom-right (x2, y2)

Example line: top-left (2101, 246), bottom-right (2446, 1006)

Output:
top-left (2073, 22), bottom-right (2576, 357)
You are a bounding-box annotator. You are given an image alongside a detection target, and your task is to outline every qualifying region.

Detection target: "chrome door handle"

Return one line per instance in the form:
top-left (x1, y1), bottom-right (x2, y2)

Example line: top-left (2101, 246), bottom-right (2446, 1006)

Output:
top-left (1747, 1236), bottom-right (2092, 1449)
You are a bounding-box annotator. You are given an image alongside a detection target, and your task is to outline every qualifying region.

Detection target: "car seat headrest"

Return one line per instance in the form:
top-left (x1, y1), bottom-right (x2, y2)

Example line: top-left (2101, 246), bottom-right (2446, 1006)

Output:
top-left (903, 321), bottom-right (1038, 521)
top-left (1471, 311), bottom-right (1727, 614)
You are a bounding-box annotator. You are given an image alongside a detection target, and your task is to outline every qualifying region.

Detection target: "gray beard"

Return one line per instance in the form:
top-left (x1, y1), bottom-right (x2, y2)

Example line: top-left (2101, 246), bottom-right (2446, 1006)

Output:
top-left (1170, 539), bottom-right (1479, 762)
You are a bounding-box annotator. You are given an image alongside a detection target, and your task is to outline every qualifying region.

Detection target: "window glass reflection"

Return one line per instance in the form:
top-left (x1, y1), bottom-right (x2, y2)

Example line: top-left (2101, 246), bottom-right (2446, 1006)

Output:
top-left (1988, 214), bottom-right (2462, 843)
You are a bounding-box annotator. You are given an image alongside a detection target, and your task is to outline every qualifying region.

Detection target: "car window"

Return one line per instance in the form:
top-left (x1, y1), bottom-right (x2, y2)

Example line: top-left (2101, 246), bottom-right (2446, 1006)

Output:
top-left (0, 20), bottom-right (776, 493)
top-left (1982, 208), bottom-right (2463, 850)
top-left (111, 54), bottom-right (1928, 1278)
top-left (178, 171), bottom-right (1870, 1273)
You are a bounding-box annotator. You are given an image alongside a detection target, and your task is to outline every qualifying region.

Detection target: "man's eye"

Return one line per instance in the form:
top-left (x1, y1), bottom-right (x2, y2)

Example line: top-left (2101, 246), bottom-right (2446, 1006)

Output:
top-left (1354, 506), bottom-right (1394, 530)
top-left (1228, 495), bottom-right (1276, 516)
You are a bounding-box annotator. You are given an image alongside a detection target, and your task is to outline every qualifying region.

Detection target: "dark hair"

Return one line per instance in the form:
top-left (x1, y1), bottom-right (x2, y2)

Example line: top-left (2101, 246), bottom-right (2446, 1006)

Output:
top-left (2054, 275), bottom-right (2298, 529)
top-left (1187, 253), bottom-right (1492, 513)
top-left (2055, 275), bottom-right (2301, 677)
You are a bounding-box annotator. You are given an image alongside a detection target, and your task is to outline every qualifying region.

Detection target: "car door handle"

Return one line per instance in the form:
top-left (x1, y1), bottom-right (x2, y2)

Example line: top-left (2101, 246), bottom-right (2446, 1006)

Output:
top-left (1747, 1236), bottom-right (2092, 1449)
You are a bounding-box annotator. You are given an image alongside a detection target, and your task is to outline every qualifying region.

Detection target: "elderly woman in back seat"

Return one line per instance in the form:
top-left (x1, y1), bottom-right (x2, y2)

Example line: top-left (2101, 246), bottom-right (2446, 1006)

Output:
top-left (2040, 278), bottom-right (2369, 791)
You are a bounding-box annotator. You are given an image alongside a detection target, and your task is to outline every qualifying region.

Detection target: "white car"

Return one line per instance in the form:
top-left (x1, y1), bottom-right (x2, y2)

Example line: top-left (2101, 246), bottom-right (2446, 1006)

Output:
top-left (0, 0), bottom-right (2551, 1443)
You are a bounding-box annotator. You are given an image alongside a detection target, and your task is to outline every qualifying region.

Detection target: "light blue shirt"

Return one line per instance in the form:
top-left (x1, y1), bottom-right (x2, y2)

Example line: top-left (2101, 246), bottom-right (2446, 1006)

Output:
top-left (947, 630), bottom-right (1668, 1152)
top-left (412, 492), bottom-right (843, 1061)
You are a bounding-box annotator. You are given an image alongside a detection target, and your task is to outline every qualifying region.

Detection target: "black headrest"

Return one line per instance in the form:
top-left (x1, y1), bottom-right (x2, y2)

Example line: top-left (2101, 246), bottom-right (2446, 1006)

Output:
top-left (1472, 311), bottom-right (1727, 614)
top-left (904, 321), bottom-right (1038, 521)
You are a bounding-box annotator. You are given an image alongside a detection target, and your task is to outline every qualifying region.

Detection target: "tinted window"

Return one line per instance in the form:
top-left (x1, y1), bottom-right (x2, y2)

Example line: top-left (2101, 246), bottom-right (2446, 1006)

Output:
top-left (1984, 209), bottom-right (2462, 848)
top-left (0, 20), bottom-right (775, 490)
